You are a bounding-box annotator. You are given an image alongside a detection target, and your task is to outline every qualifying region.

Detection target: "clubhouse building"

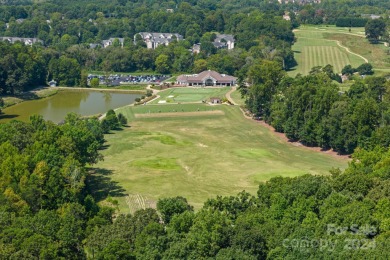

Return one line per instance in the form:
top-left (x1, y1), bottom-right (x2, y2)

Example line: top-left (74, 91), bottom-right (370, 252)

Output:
top-left (176, 70), bottom-right (237, 87)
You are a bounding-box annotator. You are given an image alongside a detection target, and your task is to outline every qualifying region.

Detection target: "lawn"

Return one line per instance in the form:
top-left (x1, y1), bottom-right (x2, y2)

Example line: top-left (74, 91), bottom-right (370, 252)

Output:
top-left (229, 88), bottom-right (246, 106)
top-left (289, 25), bottom-right (370, 76)
top-left (324, 33), bottom-right (390, 74)
top-left (93, 101), bottom-right (348, 212)
top-left (149, 87), bottom-right (230, 104)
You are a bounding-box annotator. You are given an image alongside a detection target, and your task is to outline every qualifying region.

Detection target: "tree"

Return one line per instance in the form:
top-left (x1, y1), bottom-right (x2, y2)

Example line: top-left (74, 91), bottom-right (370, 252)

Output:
top-left (0, 97), bottom-right (4, 114)
top-left (357, 63), bottom-right (374, 75)
top-left (117, 113), bottom-right (127, 126)
top-left (157, 196), bottom-right (193, 224)
top-left (155, 54), bottom-right (170, 74)
top-left (100, 239), bottom-right (135, 260)
top-left (90, 78), bottom-right (99, 88)
top-left (245, 60), bottom-right (286, 119)
top-left (365, 19), bottom-right (387, 43)
top-left (341, 64), bottom-right (356, 76)
top-left (49, 56), bottom-right (81, 87)
top-left (101, 109), bottom-right (119, 133)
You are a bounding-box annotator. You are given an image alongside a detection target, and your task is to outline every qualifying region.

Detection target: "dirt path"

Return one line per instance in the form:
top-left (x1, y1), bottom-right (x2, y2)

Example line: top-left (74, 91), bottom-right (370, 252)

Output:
top-left (297, 36), bottom-right (368, 64)
top-left (225, 86), bottom-right (238, 105)
top-left (336, 41), bottom-right (368, 63)
top-left (146, 85), bottom-right (160, 95)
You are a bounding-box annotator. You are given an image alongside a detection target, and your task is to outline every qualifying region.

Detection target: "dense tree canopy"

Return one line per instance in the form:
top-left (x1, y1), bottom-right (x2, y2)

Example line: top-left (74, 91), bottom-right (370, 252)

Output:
top-left (0, 0), bottom-right (298, 90)
top-left (0, 0), bottom-right (390, 258)
top-left (242, 64), bottom-right (390, 154)
top-left (365, 18), bottom-right (387, 43)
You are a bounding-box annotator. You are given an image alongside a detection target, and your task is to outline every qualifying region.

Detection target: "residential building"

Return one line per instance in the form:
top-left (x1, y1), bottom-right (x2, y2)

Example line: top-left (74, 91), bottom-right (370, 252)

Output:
top-left (102, 38), bottom-right (125, 48)
top-left (89, 43), bottom-right (102, 49)
top-left (213, 34), bottom-right (235, 50)
top-left (0, 37), bottom-right (43, 46)
top-left (191, 34), bottom-right (235, 54)
top-left (283, 12), bottom-right (291, 21)
top-left (135, 32), bottom-right (183, 49)
top-left (191, 43), bottom-right (201, 54)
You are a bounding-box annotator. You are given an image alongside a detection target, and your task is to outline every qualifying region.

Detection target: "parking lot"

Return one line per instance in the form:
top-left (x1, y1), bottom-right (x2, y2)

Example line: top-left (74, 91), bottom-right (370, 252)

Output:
top-left (88, 74), bottom-right (171, 86)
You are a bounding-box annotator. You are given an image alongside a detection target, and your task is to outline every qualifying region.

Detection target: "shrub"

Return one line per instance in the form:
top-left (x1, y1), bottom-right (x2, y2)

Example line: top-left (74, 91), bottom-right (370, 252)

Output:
top-left (341, 65), bottom-right (356, 75)
top-left (357, 63), bottom-right (373, 75)
top-left (117, 113), bottom-right (127, 126)
top-left (135, 98), bottom-right (141, 102)
top-left (102, 109), bottom-right (119, 131)
top-left (101, 119), bottom-right (111, 133)
top-left (90, 78), bottom-right (99, 88)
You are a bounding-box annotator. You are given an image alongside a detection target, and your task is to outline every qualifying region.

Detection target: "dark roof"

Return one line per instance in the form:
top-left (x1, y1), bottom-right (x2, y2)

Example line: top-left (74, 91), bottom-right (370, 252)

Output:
top-left (214, 34), bottom-right (234, 43)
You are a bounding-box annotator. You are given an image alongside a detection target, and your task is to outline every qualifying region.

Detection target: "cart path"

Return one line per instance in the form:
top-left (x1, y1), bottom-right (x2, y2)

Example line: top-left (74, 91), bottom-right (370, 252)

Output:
top-left (225, 86), bottom-right (238, 105)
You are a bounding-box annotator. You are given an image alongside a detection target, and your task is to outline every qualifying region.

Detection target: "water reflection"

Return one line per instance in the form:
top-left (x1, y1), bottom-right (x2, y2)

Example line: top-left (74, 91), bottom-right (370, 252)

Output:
top-left (1, 90), bottom-right (141, 123)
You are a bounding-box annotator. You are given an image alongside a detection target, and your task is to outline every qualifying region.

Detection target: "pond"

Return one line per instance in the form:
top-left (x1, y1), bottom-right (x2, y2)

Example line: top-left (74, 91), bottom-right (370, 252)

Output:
top-left (0, 90), bottom-right (141, 123)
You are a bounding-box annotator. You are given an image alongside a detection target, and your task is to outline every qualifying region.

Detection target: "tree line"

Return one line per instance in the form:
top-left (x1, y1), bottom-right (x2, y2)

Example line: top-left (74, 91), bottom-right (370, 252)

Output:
top-left (0, 7), bottom-right (295, 94)
top-left (241, 62), bottom-right (390, 154)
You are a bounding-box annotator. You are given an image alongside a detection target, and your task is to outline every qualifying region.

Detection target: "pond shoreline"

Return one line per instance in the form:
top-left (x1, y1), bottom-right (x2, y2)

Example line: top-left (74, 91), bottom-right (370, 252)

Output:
top-left (1, 87), bottom-right (142, 123)
top-left (56, 87), bottom-right (146, 94)
top-left (1, 86), bottom-right (145, 109)
top-left (2, 87), bottom-right (59, 108)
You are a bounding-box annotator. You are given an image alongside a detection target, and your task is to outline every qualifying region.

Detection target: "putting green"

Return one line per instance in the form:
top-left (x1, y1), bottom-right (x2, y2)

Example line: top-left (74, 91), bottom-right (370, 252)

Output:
top-left (150, 87), bottom-right (230, 104)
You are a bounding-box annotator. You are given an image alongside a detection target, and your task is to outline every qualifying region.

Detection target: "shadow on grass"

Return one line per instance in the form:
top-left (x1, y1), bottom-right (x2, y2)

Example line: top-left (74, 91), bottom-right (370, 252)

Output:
top-left (18, 92), bottom-right (39, 100)
top-left (0, 114), bottom-right (19, 120)
top-left (86, 167), bottom-right (127, 202)
top-left (100, 144), bottom-right (110, 150)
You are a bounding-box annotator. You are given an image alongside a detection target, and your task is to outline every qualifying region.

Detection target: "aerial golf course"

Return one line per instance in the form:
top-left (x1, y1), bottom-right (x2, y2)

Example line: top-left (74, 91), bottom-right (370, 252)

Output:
top-left (289, 25), bottom-right (390, 76)
top-left (91, 87), bottom-right (347, 212)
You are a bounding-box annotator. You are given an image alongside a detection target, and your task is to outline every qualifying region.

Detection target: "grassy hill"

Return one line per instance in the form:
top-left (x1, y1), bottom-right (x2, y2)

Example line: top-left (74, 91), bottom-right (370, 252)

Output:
top-left (92, 88), bottom-right (347, 212)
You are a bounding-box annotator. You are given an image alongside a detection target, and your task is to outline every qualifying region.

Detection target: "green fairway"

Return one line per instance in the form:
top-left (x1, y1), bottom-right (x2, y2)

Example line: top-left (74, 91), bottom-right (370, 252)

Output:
top-left (324, 31), bottom-right (390, 74)
top-left (229, 89), bottom-right (246, 106)
top-left (290, 25), bottom-right (369, 76)
top-left (94, 101), bottom-right (348, 212)
top-left (150, 87), bottom-right (230, 104)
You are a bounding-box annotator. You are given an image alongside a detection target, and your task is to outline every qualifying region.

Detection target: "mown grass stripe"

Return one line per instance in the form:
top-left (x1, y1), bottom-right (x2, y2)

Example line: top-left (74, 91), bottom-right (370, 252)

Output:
top-left (334, 47), bottom-right (344, 72)
top-left (328, 46), bottom-right (336, 69)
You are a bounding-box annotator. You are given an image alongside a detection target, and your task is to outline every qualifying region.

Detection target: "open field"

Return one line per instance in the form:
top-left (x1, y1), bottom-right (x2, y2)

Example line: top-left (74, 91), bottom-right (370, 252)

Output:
top-left (289, 25), bottom-right (379, 76)
top-left (229, 88), bottom-right (246, 106)
top-left (150, 87), bottom-right (230, 104)
top-left (324, 33), bottom-right (390, 74)
top-left (93, 93), bottom-right (347, 211)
